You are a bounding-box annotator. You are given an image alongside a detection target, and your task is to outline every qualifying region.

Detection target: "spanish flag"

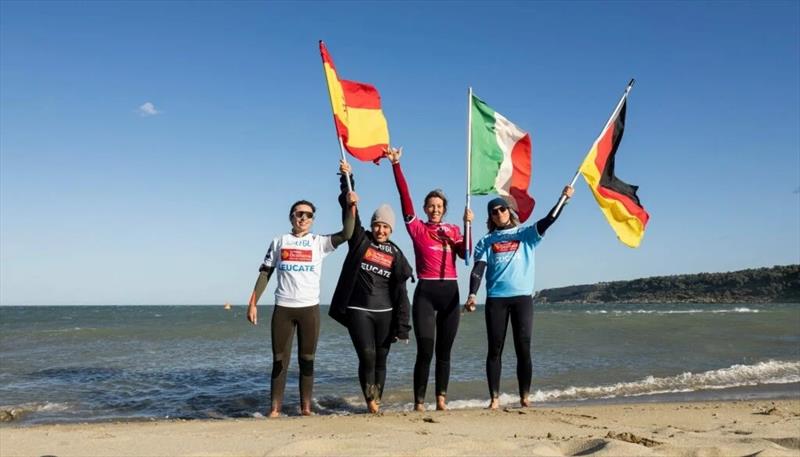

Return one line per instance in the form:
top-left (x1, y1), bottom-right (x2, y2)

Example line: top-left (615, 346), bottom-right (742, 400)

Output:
top-left (319, 41), bottom-right (389, 162)
top-left (579, 94), bottom-right (649, 248)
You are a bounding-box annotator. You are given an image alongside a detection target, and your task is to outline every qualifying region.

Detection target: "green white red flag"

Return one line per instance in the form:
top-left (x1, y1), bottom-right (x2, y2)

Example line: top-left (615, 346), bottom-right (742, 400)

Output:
top-left (469, 94), bottom-right (535, 222)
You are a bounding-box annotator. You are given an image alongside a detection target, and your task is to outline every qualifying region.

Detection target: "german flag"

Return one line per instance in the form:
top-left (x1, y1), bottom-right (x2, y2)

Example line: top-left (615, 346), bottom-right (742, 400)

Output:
top-left (320, 41), bottom-right (389, 163)
top-left (579, 96), bottom-right (649, 248)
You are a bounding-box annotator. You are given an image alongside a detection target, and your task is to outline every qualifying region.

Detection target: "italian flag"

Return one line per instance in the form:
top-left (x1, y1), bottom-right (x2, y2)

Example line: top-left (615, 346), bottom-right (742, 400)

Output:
top-left (469, 93), bottom-right (535, 222)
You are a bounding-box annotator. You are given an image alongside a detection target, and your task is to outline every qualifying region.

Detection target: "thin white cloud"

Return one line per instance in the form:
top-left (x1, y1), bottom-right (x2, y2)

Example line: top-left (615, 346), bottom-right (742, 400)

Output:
top-left (137, 102), bottom-right (160, 117)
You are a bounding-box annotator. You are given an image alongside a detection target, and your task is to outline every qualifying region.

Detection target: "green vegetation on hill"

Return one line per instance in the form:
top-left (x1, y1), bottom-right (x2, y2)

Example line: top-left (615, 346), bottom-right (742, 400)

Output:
top-left (533, 265), bottom-right (800, 304)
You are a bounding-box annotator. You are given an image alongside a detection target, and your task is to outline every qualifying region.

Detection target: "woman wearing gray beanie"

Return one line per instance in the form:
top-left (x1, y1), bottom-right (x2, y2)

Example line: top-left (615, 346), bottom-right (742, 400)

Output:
top-left (329, 160), bottom-right (414, 414)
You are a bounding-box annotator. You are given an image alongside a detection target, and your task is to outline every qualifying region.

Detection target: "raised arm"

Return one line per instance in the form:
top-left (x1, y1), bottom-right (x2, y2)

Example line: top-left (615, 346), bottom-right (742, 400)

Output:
top-left (330, 204), bottom-right (356, 248)
top-left (535, 186), bottom-right (574, 236)
top-left (385, 147), bottom-right (416, 222)
top-left (337, 160), bottom-right (364, 246)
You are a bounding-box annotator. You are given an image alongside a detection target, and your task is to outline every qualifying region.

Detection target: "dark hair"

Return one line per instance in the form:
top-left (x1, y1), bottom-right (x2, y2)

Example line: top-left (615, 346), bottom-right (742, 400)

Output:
top-left (486, 208), bottom-right (520, 232)
top-left (289, 200), bottom-right (316, 218)
top-left (423, 189), bottom-right (448, 215)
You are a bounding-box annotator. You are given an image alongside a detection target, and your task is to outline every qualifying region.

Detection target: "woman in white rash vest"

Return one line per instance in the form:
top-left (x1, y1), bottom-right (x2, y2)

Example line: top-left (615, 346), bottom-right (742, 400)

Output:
top-left (247, 176), bottom-right (357, 417)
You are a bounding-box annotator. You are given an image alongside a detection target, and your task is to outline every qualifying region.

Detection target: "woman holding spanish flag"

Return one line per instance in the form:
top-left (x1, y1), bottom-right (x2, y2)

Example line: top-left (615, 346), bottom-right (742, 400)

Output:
top-left (329, 160), bottom-right (414, 414)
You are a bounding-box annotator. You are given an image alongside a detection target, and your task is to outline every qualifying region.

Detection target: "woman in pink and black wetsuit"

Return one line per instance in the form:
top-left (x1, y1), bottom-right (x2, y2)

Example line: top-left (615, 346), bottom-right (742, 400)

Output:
top-left (384, 146), bottom-right (474, 411)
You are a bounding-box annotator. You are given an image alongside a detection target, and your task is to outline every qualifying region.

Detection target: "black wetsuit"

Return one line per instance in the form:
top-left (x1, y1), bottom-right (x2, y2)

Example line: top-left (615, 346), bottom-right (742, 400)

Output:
top-left (468, 197), bottom-right (567, 400)
top-left (248, 184), bottom-right (355, 413)
top-left (329, 172), bottom-right (413, 404)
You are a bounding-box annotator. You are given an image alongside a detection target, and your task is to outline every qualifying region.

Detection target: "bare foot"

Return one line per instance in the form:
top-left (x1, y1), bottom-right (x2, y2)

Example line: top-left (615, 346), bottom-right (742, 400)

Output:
top-left (268, 408), bottom-right (281, 418)
top-left (414, 403), bottom-right (425, 412)
top-left (436, 395), bottom-right (447, 411)
top-left (300, 401), bottom-right (313, 416)
top-left (367, 400), bottom-right (380, 414)
top-left (487, 398), bottom-right (499, 410)
top-left (520, 396), bottom-right (530, 407)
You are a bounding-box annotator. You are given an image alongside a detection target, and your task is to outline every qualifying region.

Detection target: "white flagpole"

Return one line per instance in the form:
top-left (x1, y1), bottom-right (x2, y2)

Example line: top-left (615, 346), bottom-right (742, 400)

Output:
top-left (552, 79), bottom-right (635, 217)
top-left (319, 40), bottom-right (352, 193)
top-left (338, 137), bottom-right (353, 192)
top-left (465, 87), bottom-right (473, 266)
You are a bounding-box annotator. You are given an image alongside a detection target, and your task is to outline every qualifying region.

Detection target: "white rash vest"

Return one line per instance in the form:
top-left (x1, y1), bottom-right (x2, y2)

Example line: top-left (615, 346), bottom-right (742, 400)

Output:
top-left (262, 233), bottom-right (336, 308)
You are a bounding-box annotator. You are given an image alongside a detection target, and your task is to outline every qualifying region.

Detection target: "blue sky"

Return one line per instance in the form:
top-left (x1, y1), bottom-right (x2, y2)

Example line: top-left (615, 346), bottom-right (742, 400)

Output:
top-left (1, 1), bottom-right (798, 306)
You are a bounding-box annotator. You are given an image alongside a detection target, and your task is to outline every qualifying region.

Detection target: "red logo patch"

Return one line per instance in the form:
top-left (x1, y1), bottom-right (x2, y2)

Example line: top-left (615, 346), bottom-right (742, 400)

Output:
top-left (491, 240), bottom-right (520, 253)
top-left (281, 249), bottom-right (312, 262)
top-left (364, 247), bottom-right (393, 268)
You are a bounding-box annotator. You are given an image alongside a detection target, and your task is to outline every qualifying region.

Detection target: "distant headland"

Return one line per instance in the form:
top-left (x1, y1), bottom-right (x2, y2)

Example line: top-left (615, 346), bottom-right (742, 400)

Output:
top-left (533, 264), bottom-right (800, 304)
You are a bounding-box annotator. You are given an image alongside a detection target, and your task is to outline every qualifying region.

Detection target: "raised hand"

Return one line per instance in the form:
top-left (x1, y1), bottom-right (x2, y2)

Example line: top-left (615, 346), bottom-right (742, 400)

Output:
top-left (463, 207), bottom-right (474, 224)
top-left (563, 185), bottom-right (574, 199)
top-left (383, 146), bottom-right (403, 164)
top-left (339, 159), bottom-right (352, 175)
top-left (346, 191), bottom-right (359, 206)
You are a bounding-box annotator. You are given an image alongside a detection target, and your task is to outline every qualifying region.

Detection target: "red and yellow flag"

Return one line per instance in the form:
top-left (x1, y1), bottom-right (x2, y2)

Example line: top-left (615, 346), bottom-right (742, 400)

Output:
top-left (579, 97), bottom-right (649, 248)
top-left (319, 41), bottom-right (389, 162)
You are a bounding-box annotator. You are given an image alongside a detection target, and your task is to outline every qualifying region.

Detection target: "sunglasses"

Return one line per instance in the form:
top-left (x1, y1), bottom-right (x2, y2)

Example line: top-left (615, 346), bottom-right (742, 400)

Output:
top-left (293, 211), bottom-right (314, 220)
top-left (491, 206), bottom-right (509, 216)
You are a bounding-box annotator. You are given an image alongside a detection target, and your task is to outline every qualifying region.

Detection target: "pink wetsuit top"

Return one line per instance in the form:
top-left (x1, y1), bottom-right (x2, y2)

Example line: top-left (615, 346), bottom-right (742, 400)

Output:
top-left (392, 162), bottom-right (469, 280)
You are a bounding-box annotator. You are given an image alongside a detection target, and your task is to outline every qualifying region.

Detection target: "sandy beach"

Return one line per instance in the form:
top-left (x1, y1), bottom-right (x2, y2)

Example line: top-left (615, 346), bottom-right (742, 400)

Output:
top-left (1, 398), bottom-right (798, 457)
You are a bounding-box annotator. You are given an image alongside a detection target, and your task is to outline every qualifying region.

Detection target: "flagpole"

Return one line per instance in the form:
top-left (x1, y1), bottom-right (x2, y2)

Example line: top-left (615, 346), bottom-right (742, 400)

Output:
top-left (465, 87), bottom-right (473, 266)
top-left (552, 79), bottom-right (635, 217)
top-left (319, 40), bottom-right (352, 193)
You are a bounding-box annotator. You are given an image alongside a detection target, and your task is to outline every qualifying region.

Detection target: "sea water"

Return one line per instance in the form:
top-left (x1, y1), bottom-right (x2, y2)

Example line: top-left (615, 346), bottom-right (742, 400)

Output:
top-left (1, 303), bottom-right (798, 425)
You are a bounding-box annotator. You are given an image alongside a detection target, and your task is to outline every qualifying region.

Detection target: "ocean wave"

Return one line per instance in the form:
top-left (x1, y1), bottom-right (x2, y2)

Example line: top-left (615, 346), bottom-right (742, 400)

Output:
top-left (41, 327), bottom-right (98, 334)
top-left (584, 307), bottom-right (760, 315)
top-left (388, 360), bottom-right (800, 411)
top-left (529, 360), bottom-right (799, 403)
top-left (0, 401), bottom-right (72, 422)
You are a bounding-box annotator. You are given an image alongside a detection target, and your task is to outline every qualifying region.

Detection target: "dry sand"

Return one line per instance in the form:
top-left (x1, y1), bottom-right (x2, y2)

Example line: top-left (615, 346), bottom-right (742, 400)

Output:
top-left (1, 399), bottom-right (798, 457)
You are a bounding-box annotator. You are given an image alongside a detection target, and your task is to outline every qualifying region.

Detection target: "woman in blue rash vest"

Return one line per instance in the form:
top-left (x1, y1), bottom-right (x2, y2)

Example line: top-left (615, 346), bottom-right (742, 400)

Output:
top-left (464, 186), bottom-right (573, 409)
top-left (247, 177), bottom-right (357, 417)
top-left (329, 160), bottom-right (413, 414)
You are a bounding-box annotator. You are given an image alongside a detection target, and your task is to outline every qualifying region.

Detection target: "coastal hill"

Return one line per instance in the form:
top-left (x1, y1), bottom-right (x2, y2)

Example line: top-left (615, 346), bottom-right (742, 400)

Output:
top-left (533, 264), bottom-right (800, 304)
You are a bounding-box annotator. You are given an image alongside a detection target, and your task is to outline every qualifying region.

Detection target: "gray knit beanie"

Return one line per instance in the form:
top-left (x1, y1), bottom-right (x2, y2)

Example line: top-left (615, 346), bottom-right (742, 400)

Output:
top-left (371, 204), bottom-right (395, 230)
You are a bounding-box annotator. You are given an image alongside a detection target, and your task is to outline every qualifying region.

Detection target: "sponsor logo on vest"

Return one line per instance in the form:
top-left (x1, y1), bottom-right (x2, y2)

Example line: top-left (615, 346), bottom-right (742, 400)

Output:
top-left (279, 264), bottom-right (315, 272)
top-left (492, 240), bottom-right (520, 253)
top-left (364, 247), bottom-right (394, 268)
top-left (281, 248), bottom-right (313, 262)
top-left (371, 242), bottom-right (393, 254)
top-left (285, 239), bottom-right (312, 247)
top-left (361, 262), bottom-right (391, 278)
